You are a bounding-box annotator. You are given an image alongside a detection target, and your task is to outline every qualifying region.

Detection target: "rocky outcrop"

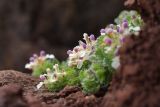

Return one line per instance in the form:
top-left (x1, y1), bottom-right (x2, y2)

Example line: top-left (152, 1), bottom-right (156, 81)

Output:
top-left (101, 0), bottom-right (160, 107)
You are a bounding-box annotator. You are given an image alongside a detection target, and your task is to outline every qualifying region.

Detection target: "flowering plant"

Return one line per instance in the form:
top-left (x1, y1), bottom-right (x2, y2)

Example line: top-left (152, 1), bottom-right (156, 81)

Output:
top-left (25, 51), bottom-right (58, 77)
top-left (37, 64), bottom-right (67, 91)
top-left (67, 33), bottom-right (96, 69)
top-left (25, 10), bottom-right (144, 94)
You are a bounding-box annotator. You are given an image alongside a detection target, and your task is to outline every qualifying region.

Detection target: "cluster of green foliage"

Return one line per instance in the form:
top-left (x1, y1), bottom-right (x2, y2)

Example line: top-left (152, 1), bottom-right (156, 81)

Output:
top-left (32, 59), bottom-right (58, 77)
top-left (26, 10), bottom-right (144, 94)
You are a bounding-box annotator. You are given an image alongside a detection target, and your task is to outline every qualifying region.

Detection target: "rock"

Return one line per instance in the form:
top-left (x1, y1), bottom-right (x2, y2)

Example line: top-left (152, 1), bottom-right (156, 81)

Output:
top-left (0, 70), bottom-right (102, 107)
top-left (0, 84), bottom-right (46, 107)
top-left (0, 70), bottom-right (38, 93)
top-left (125, 0), bottom-right (160, 22)
top-left (0, 84), bottom-right (28, 107)
top-left (101, 0), bottom-right (160, 107)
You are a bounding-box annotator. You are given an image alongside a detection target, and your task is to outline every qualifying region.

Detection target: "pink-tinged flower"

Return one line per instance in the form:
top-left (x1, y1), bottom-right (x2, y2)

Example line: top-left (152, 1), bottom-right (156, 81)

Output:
top-left (40, 50), bottom-right (46, 56)
top-left (29, 57), bottom-right (34, 62)
top-left (105, 28), bottom-right (113, 34)
top-left (100, 29), bottom-right (106, 35)
top-left (67, 33), bottom-right (96, 68)
top-left (105, 38), bottom-right (112, 45)
top-left (74, 47), bottom-right (79, 53)
top-left (109, 24), bottom-right (114, 29)
top-left (79, 41), bottom-right (87, 49)
top-left (90, 34), bottom-right (95, 41)
top-left (25, 51), bottom-right (55, 71)
top-left (67, 50), bottom-right (72, 55)
top-left (33, 54), bottom-right (38, 58)
top-left (82, 44), bottom-right (86, 49)
top-left (117, 26), bottom-right (123, 33)
top-left (40, 75), bottom-right (46, 81)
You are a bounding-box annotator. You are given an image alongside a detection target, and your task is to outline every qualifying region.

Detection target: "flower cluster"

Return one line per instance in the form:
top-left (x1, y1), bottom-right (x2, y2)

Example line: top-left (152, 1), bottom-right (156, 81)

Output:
top-left (25, 51), bottom-right (58, 76)
top-left (37, 64), bottom-right (66, 91)
top-left (25, 10), bottom-right (144, 94)
top-left (25, 51), bottom-right (54, 69)
top-left (98, 10), bottom-right (144, 69)
top-left (115, 10), bottom-right (144, 35)
top-left (67, 33), bottom-right (96, 69)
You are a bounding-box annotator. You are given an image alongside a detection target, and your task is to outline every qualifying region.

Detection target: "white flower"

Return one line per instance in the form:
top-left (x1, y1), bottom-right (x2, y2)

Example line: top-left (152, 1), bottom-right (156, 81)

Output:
top-left (36, 82), bottom-right (44, 89)
top-left (45, 54), bottom-right (55, 59)
top-left (111, 56), bottom-right (120, 69)
top-left (53, 64), bottom-right (59, 73)
top-left (101, 33), bottom-right (106, 35)
top-left (77, 60), bottom-right (83, 69)
top-left (129, 26), bottom-right (140, 32)
top-left (67, 33), bottom-right (96, 68)
top-left (83, 33), bottom-right (91, 44)
top-left (25, 62), bottom-right (36, 69)
top-left (46, 68), bottom-right (51, 72)
top-left (83, 33), bottom-right (88, 37)
top-left (79, 50), bottom-right (86, 58)
top-left (25, 63), bottom-right (31, 69)
top-left (104, 47), bottom-right (112, 53)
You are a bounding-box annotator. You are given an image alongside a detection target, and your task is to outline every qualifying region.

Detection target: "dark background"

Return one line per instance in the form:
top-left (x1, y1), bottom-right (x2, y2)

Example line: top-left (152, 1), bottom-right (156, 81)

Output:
top-left (0, 0), bottom-right (124, 71)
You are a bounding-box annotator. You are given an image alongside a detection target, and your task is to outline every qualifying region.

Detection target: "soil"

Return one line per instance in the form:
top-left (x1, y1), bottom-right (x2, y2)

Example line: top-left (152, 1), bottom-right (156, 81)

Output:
top-left (0, 0), bottom-right (160, 107)
top-left (0, 70), bottom-right (102, 107)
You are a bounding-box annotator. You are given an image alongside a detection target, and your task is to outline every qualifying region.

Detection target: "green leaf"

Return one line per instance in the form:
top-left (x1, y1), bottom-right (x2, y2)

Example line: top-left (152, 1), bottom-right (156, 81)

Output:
top-left (79, 70), bottom-right (100, 94)
top-left (46, 76), bottom-right (67, 92)
top-left (32, 59), bottom-right (59, 77)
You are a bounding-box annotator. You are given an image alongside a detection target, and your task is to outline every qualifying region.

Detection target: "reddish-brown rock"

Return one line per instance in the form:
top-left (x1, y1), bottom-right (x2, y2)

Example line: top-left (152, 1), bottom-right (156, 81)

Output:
top-left (101, 0), bottom-right (160, 107)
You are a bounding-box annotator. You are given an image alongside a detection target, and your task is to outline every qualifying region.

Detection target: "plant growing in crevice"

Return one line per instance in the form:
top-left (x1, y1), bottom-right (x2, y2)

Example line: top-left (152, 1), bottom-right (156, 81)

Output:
top-left (25, 10), bottom-right (144, 94)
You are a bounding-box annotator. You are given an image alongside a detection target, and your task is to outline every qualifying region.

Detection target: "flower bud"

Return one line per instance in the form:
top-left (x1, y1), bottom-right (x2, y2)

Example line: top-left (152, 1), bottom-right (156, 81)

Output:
top-left (104, 38), bottom-right (112, 45)
top-left (106, 28), bottom-right (113, 34)
top-left (109, 24), bottom-right (114, 29)
top-left (79, 41), bottom-right (86, 49)
top-left (67, 50), bottom-right (72, 55)
top-left (90, 34), bottom-right (95, 41)
top-left (40, 75), bottom-right (46, 81)
top-left (122, 20), bottom-right (128, 28)
top-left (117, 26), bottom-right (123, 33)
top-left (33, 54), bottom-right (38, 58)
top-left (74, 47), bottom-right (79, 53)
top-left (29, 57), bottom-right (34, 62)
top-left (100, 29), bottom-right (106, 35)
top-left (40, 50), bottom-right (46, 56)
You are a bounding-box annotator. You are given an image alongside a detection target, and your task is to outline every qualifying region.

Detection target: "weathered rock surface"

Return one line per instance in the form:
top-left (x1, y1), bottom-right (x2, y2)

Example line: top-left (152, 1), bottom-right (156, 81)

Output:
top-left (0, 70), bottom-right (102, 107)
top-left (101, 0), bottom-right (160, 107)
